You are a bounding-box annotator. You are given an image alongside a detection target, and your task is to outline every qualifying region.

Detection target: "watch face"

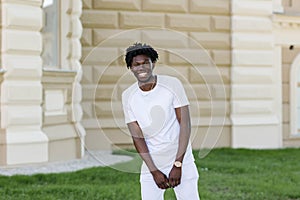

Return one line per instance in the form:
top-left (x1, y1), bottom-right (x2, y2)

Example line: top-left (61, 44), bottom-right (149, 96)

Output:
top-left (174, 161), bottom-right (182, 167)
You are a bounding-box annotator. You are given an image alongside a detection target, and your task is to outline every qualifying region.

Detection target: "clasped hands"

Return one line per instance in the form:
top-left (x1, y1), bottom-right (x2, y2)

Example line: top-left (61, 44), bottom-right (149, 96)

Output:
top-left (151, 166), bottom-right (182, 189)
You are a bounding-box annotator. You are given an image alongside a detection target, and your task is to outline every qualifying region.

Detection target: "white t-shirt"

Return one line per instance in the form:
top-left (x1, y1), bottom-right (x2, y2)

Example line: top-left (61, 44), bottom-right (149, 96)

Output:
top-left (122, 75), bottom-right (194, 174)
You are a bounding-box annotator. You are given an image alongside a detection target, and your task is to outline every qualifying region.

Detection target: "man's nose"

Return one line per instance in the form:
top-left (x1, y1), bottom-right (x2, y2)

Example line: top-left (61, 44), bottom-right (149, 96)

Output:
top-left (135, 64), bottom-right (145, 70)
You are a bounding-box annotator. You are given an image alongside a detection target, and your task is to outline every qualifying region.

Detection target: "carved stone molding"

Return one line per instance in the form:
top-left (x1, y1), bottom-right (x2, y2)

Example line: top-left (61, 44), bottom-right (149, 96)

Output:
top-left (273, 14), bottom-right (300, 29)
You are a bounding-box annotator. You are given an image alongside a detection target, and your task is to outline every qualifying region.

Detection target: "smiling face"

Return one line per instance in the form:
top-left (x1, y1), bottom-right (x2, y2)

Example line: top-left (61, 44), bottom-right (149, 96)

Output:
top-left (130, 54), bottom-right (155, 84)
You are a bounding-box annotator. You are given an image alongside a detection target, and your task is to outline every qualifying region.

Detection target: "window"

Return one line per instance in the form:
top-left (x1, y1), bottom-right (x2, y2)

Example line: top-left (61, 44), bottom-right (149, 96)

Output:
top-left (42, 0), bottom-right (60, 68)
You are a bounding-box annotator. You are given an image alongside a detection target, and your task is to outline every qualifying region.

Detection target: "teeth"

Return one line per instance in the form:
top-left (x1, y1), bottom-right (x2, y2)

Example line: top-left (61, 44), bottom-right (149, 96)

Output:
top-left (139, 73), bottom-right (147, 77)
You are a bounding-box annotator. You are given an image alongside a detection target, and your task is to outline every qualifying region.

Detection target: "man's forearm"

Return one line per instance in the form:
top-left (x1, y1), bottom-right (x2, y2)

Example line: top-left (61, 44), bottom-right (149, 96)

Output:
top-left (132, 137), bottom-right (158, 172)
top-left (175, 106), bottom-right (191, 162)
top-left (175, 129), bottom-right (190, 162)
top-left (127, 121), bottom-right (158, 172)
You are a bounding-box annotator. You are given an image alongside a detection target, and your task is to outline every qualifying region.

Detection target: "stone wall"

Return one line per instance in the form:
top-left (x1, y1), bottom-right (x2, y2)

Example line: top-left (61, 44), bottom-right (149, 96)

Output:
top-left (231, 0), bottom-right (282, 148)
top-left (0, 0), bottom-right (48, 165)
top-left (80, 0), bottom-right (231, 150)
top-left (0, 0), bottom-right (84, 166)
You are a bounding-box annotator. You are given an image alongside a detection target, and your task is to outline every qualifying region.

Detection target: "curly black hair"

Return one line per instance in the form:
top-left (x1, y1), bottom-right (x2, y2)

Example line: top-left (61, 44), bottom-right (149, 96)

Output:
top-left (125, 43), bottom-right (159, 69)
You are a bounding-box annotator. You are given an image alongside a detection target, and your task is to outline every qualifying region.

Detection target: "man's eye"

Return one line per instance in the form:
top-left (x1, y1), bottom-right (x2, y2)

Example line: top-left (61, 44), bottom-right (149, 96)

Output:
top-left (132, 63), bottom-right (148, 66)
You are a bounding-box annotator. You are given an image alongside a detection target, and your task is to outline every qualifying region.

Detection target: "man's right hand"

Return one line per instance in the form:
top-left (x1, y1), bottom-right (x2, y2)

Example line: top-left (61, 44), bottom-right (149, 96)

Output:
top-left (151, 170), bottom-right (170, 189)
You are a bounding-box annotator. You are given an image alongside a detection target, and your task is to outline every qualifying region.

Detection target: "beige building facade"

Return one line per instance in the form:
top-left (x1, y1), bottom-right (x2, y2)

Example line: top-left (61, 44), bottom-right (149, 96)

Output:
top-left (0, 0), bottom-right (300, 166)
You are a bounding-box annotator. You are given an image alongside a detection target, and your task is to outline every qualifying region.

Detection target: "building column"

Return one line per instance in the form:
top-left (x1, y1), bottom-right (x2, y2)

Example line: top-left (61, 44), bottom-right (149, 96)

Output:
top-left (1, 1), bottom-right (48, 165)
top-left (41, 0), bottom-right (85, 162)
top-left (230, 0), bottom-right (282, 148)
top-left (69, 0), bottom-right (85, 158)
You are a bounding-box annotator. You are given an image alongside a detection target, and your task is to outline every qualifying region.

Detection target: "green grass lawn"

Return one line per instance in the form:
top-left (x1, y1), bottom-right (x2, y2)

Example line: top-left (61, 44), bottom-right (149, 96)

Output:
top-left (0, 148), bottom-right (300, 200)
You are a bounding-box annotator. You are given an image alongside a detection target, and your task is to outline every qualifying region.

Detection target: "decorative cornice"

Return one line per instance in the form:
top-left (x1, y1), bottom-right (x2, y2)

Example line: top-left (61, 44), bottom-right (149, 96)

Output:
top-left (273, 13), bottom-right (300, 29)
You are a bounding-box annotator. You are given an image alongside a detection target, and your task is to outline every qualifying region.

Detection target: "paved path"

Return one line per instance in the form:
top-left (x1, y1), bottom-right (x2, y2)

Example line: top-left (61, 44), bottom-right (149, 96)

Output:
top-left (0, 150), bottom-right (133, 176)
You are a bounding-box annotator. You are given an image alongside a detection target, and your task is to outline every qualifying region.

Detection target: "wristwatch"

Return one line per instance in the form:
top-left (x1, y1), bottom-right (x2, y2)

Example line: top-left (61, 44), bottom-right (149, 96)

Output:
top-left (174, 161), bottom-right (182, 168)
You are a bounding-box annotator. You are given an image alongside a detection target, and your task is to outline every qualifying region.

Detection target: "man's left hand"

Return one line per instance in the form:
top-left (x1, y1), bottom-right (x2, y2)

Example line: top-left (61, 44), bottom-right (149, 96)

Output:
top-left (168, 166), bottom-right (182, 188)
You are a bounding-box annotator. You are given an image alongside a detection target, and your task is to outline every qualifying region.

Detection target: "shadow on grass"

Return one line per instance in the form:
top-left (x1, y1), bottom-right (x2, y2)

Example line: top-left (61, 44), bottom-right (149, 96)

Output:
top-left (111, 149), bottom-right (142, 173)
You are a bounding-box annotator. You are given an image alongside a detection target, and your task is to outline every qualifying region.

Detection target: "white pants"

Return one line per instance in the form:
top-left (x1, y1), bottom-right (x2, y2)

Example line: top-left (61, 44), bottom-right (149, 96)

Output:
top-left (140, 163), bottom-right (200, 200)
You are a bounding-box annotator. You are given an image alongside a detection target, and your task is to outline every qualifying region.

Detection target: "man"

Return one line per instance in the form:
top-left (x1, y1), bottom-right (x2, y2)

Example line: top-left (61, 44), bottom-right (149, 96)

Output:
top-left (122, 43), bottom-right (200, 200)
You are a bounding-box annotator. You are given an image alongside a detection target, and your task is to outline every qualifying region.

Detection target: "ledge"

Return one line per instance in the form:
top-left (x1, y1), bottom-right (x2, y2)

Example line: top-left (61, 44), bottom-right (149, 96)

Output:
top-left (231, 114), bottom-right (279, 125)
top-left (42, 68), bottom-right (77, 84)
top-left (43, 68), bottom-right (77, 73)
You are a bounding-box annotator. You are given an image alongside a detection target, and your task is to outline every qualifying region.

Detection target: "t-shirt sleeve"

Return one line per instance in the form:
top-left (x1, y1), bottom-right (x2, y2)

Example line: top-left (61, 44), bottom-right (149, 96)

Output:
top-left (122, 91), bottom-right (137, 124)
top-left (172, 78), bottom-right (189, 108)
